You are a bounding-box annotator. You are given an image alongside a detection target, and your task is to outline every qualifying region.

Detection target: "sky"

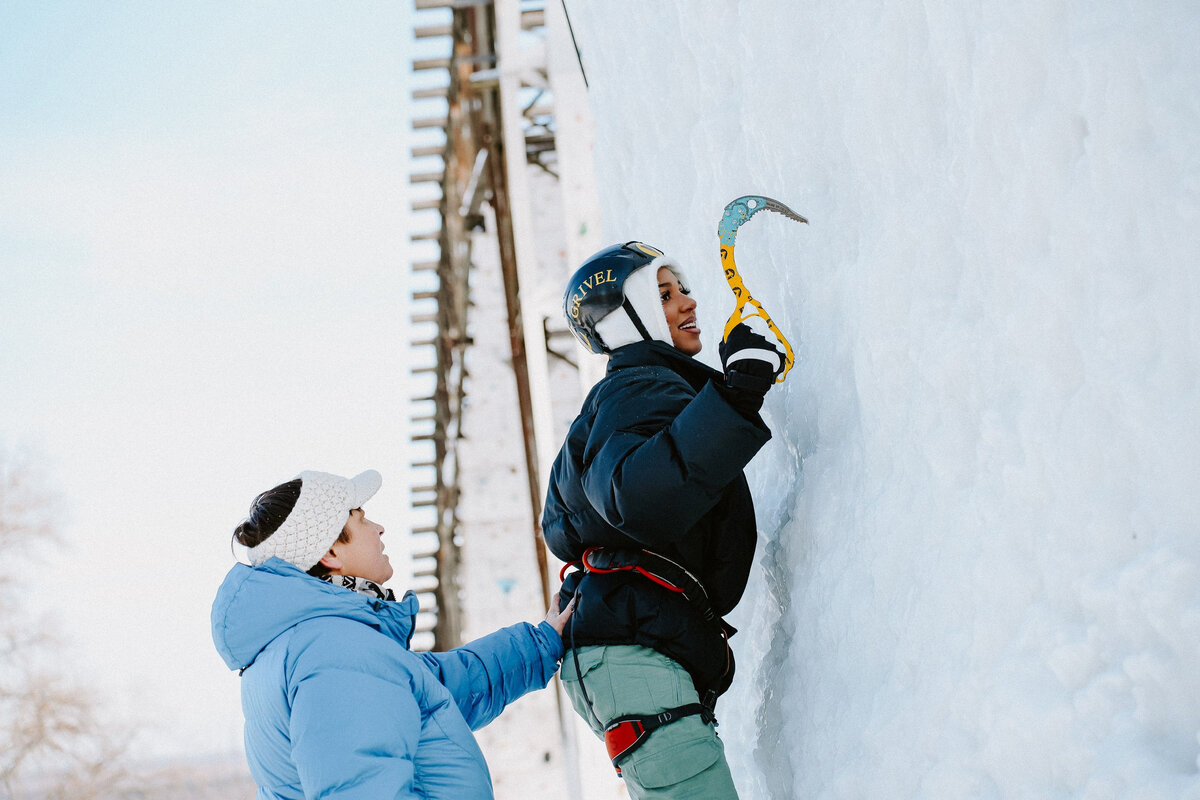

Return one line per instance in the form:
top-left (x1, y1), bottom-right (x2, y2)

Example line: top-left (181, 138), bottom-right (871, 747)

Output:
top-left (1, 1), bottom-right (435, 758)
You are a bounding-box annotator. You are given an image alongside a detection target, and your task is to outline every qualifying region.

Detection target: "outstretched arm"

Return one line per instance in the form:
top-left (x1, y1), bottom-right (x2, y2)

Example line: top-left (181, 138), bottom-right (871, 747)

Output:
top-left (419, 594), bottom-right (570, 730)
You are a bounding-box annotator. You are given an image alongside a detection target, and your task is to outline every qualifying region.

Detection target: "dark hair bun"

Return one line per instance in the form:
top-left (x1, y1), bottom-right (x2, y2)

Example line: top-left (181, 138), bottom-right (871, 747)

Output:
top-left (233, 479), bottom-right (302, 548)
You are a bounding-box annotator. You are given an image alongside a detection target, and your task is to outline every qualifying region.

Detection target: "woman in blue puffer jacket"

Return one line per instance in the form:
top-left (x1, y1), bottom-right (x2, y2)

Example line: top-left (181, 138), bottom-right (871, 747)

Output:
top-left (211, 468), bottom-right (573, 800)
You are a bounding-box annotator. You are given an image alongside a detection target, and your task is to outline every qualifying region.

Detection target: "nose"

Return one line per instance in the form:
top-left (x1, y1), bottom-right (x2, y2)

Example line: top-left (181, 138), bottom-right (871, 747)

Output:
top-left (681, 293), bottom-right (697, 312)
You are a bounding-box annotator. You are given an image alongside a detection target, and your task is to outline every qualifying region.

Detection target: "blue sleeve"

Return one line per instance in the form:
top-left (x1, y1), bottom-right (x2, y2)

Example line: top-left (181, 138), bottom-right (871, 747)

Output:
top-left (581, 377), bottom-right (770, 543)
top-left (288, 623), bottom-right (422, 799)
top-left (419, 621), bottom-right (563, 730)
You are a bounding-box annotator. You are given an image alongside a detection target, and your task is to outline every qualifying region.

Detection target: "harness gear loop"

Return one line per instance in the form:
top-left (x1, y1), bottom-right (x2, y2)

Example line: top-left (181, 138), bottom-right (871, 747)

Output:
top-left (717, 195), bottom-right (808, 383)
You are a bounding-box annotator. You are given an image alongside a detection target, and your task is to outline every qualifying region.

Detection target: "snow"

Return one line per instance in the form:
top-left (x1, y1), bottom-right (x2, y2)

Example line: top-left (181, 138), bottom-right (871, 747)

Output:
top-left (563, 1), bottom-right (1200, 797)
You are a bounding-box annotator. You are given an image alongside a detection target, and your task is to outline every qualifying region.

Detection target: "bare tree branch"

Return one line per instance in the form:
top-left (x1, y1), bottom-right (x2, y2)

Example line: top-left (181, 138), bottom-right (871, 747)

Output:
top-left (0, 446), bottom-right (134, 799)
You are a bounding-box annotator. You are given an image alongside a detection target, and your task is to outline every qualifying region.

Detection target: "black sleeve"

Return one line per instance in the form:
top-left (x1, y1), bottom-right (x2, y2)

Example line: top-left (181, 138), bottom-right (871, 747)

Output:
top-left (579, 373), bottom-right (770, 545)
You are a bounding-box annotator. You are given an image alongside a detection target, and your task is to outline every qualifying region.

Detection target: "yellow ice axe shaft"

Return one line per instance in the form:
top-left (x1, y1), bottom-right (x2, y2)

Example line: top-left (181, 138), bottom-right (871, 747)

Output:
top-left (718, 196), bottom-right (808, 383)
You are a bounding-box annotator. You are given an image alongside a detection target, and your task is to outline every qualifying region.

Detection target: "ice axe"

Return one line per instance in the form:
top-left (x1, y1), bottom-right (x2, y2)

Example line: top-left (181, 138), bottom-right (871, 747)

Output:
top-left (718, 195), bottom-right (807, 383)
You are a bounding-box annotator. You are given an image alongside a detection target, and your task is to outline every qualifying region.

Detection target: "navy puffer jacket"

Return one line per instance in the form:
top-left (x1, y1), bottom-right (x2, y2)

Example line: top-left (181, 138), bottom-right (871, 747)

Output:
top-left (541, 340), bottom-right (771, 694)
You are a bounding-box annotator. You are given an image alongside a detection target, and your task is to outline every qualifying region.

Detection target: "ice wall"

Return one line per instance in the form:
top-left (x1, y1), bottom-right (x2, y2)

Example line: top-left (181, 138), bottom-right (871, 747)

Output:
top-left (566, 2), bottom-right (1200, 797)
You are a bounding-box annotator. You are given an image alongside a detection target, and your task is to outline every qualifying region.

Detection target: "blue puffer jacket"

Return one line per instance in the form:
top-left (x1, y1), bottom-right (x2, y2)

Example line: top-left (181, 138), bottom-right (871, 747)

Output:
top-left (211, 558), bottom-right (563, 799)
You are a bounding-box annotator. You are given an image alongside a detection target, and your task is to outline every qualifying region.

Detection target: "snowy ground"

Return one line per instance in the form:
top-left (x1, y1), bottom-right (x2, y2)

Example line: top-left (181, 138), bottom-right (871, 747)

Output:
top-left (563, 2), bottom-right (1200, 797)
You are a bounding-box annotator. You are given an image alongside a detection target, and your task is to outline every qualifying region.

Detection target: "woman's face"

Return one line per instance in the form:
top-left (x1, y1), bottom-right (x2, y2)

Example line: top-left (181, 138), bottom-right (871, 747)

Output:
top-left (658, 267), bottom-right (702, 355)
top-left (326, 509), bottom-right (392, 584)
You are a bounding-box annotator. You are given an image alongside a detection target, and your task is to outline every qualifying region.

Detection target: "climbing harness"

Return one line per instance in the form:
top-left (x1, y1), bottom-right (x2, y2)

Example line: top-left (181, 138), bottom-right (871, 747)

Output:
top-left (560, 547), bottom-right (718, 623)
top-left (567, 597), bottom-right (720, 775)
top-left (718, 195), bottom-right (808, 383)
top-left (563, 547), bottom-right (727, 775)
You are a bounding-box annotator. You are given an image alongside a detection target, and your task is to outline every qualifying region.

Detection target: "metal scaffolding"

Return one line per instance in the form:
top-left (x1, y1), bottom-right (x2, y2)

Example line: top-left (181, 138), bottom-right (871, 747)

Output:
top-left (406, 0), bottom-right (573, 650)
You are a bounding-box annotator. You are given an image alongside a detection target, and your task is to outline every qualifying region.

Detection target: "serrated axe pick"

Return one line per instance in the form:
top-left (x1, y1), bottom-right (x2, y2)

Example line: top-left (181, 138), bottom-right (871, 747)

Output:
top-left (718, 195), bottom-right (808, 383)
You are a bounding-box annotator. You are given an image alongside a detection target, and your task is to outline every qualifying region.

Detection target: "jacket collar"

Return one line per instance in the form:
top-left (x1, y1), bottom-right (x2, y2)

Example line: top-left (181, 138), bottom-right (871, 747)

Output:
top-left (321, 573), bottom-right (396, 601)
top-left (607, 340), bottom-right (723, 393)
top-left (211, 558), bottom-right (419, 672)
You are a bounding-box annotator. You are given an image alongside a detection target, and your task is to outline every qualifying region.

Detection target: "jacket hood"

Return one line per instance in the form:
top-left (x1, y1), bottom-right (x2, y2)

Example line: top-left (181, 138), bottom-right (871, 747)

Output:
top-left (210, 557), bottom-right (419, 671)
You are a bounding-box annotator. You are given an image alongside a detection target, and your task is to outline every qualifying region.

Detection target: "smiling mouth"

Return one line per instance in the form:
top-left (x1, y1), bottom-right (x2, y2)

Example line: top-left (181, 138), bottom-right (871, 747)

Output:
top-left (679, 318), bottom-right (700, 333)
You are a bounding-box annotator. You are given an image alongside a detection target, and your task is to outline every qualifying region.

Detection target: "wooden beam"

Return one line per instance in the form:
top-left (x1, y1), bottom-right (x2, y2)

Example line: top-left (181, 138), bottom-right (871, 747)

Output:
top-left (413, 115), bottom-right (449, 130)
top-left (415, 0), bottom-right (492, 9)
top-left (413, 85), bottom-right (449, 100)
top-left (414, 24), bottom-right (452, 38)
top-left (413, 57), bottom-right (451, 71)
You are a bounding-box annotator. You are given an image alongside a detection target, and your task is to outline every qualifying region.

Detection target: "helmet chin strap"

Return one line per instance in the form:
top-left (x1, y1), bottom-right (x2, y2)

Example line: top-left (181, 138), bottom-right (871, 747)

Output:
top-left (621, 298), bottom-right (655, 343)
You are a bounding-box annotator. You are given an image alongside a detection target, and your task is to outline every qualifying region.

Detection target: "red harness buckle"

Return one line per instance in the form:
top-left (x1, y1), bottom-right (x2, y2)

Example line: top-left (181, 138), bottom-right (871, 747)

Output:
top-left (601, 704), bottom-right (714, 775)
top-left (603, 718), bottom-right (647, 774)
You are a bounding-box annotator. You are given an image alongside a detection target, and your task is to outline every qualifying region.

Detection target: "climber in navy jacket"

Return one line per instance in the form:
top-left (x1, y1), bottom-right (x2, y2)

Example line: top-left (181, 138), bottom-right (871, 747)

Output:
top-left (543, 241), bottom-right (785, 799)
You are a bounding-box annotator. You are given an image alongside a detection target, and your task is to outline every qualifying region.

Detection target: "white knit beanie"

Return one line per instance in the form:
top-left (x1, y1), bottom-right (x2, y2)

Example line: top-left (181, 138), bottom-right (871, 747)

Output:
top-left (247, 469), bottom-right (382, 571)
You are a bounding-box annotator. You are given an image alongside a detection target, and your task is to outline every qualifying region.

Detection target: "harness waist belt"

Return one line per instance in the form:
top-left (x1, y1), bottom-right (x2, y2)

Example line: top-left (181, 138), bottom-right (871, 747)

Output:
top-left (568, 546), bottom-right (720, 624)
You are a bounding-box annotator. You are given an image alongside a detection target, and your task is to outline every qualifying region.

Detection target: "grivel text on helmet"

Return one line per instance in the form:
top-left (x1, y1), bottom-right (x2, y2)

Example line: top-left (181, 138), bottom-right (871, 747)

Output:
top-left (568, 269), bottom-right (617, 319)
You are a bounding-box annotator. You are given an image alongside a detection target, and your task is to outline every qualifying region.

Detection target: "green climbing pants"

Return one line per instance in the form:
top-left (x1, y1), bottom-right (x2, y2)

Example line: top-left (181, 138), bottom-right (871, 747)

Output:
top-left (560, 644), bottom-right (740, 800)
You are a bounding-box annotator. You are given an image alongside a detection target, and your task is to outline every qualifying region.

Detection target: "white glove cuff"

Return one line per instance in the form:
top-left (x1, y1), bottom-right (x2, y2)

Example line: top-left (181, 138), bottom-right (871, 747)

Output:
top-left (725, 348), bottom-right (782, 371)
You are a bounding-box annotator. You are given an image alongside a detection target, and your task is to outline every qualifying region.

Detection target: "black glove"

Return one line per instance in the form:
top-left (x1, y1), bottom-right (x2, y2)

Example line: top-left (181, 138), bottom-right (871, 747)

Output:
top-left (718, 321), bottom-right (785, 415)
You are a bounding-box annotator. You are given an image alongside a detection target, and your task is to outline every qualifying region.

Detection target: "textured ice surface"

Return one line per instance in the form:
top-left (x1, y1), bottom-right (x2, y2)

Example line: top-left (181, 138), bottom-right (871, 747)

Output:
top-left (568, 2), bottom-right (1200, 797)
